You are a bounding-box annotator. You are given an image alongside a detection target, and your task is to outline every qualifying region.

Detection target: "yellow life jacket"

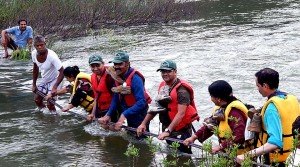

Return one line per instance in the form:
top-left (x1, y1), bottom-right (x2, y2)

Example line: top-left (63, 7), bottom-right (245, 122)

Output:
top-left (258, 94), bottom-right (300, 163)
top-left (214, 100), bottom-right (248, 155)
top-left (72, 72), bottom-right (94, 113)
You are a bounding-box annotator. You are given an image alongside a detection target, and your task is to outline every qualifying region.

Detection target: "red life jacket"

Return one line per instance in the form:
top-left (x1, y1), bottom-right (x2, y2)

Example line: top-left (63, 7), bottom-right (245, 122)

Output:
top-left (159, 80), bottom-right (199, 131)
top-left (116, 69), bottom-right (152, 107)
top-left (91, 72), bottom-right (113, 111)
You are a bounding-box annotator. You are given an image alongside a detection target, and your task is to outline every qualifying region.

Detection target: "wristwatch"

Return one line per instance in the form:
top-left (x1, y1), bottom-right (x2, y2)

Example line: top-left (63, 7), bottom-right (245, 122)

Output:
top-left (165, 128), bottom-right (171, 134)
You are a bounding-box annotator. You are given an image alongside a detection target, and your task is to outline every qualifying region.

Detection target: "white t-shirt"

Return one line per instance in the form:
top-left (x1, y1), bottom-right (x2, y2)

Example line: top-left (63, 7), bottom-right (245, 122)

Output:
top-left (32, 49), bottom-right (62, 84)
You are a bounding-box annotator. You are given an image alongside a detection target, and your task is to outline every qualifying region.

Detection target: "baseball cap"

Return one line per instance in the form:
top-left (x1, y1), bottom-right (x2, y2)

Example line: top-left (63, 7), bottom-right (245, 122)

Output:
top-left (157, 60), bottom-right (177, 72)
top-left (89, 54), bottom-right (103, 65)
top-left (109, 52), bottom-right (129, 63)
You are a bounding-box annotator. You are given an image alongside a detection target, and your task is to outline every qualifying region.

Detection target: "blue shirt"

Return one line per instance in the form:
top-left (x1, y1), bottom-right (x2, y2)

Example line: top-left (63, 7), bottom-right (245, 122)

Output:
top-left (6, 26), bottom-right (33, 48)
top-left (107, 68), bottom-right (148, 128)
top-left (264, 94), bottom-right (286, 148)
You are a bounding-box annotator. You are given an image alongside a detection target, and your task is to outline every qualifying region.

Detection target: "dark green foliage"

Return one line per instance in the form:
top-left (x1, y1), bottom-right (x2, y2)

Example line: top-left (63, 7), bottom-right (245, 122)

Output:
top-left (0, 0), bottom-right (177, 39)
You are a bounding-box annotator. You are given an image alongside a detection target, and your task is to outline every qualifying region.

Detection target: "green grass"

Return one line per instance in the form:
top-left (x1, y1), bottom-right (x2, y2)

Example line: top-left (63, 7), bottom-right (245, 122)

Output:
top-left (11, 49), bottom-right (31, 61)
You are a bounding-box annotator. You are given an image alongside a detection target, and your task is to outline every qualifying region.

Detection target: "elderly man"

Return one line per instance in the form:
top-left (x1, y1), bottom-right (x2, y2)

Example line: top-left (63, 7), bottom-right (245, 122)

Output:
top-left (137, 60), bottom-right (199, 153)
top-left (1, 19), bottom-right (33, 58)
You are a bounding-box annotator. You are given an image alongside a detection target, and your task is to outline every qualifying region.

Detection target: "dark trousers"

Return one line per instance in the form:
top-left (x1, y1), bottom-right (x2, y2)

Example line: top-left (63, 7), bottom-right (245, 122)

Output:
top-left (4, 35), bottom-right (18, 50)
top-left (165, 125), bottom-right (193, 154)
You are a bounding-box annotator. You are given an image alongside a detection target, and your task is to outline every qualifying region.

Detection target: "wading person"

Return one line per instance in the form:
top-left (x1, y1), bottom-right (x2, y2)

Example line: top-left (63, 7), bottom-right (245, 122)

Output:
top-left (45, 66), bottom-right (95, 114)
top-left (99, 51), bottom-right (151, 135)
top-left (1, 19), bottom-right (33, 58)
top-left (137, 60), bottom-right (199, 154)
top-left (236, 68), bottom-right (300, 166)
top-left (32, 35), bottom-right (64, 112)
top-left (86, 54), bottom-right (116, 122)
top-left (183, 80), bottom-right (249, 155)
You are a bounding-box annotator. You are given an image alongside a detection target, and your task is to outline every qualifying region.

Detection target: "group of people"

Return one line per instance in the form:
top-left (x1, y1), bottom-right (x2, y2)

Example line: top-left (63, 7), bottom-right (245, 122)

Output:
top-left (3, 20), bottom-right (300, 166)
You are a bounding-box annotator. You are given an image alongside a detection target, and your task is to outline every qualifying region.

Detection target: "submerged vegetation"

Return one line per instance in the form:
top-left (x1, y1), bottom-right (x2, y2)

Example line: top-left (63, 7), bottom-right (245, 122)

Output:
top-left (123, 128), bottom-right (300, 166)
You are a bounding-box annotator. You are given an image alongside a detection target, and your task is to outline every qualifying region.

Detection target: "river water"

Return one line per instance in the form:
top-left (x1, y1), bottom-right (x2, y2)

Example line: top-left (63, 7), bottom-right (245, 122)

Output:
top-left (1, 0), bottom-right (300, 166)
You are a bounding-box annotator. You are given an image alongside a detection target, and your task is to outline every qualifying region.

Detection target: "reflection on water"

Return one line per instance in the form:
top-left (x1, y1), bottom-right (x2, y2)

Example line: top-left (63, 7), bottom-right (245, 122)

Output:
top-left (0, 0), bottom-right (300, 166)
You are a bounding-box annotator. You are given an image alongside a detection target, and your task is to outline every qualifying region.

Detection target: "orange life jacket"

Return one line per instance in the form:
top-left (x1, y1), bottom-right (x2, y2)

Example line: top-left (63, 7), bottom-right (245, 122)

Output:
top-left (159, 80), bottom-right (199, 131)
top-left (116, 69), bottom-right (151, 107)
top-left (91, 72), bottom-right (113, 111)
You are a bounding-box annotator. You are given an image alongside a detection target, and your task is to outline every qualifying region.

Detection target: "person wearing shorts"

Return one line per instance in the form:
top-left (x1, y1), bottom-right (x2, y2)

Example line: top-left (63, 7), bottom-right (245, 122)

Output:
top-left (1, 19), bottom-right (33, 58)
top-left (31, 35), bottom-right (64, 111)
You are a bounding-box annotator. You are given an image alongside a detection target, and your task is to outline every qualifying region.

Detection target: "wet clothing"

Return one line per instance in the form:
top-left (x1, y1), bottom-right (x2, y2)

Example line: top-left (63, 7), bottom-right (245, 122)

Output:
top-left (37, 78), bottom-right (62, 95)
top-left (107, 67), bottom-right (148, 128)
top-left (5, 26), bottom-right (33, 48)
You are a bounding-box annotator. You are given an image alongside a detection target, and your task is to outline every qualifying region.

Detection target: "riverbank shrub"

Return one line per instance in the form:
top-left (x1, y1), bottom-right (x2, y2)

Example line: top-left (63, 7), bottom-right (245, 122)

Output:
top-left (0, 0), bottom-right (177, 40)
top-left (0, 0), bottom-right (285, 43)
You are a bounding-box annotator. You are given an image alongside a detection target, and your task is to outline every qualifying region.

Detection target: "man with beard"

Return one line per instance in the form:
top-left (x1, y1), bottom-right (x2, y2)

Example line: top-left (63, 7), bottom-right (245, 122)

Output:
top-left (1, 19), bottom-right (33, 58)
top-left (99, 51), bottom-right (151, 136)
top-left (31, 35), bottom-right (64, 112)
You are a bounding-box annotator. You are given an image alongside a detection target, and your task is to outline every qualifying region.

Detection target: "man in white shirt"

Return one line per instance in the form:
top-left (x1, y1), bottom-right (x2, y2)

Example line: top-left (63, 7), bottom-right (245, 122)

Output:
top-left (31, 35), bottom-right (64, 111)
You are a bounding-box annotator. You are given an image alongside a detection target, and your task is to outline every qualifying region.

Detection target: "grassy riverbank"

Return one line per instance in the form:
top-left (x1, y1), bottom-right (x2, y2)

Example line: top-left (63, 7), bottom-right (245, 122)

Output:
top-left (0, 0), bottom-right (178, 39)
top-left (0, 0), bottom-right (286, 41)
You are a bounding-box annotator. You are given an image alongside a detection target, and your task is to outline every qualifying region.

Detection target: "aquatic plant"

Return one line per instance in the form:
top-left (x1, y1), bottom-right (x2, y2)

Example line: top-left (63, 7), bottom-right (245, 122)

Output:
top-left (11, 49), bottom-right (30, 60)
top-left (145, 136), bottom-right (160, 154)
top-left (124, 143), bottom-right (139, 157)
top-left (161, 141), bottom-right (180, 167)
top-left (124, 142), bottom-right (139, 167)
